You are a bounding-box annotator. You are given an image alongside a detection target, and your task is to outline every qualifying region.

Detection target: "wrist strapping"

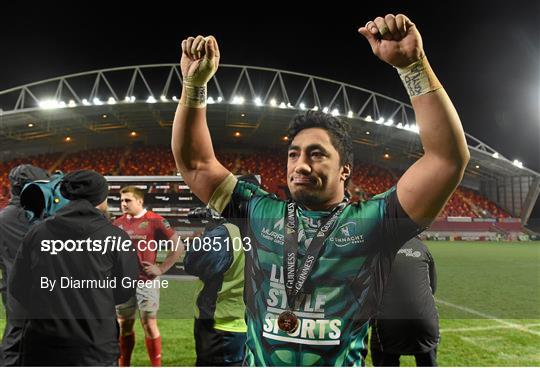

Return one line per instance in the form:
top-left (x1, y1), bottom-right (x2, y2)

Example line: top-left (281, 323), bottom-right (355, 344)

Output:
top-left (181, 79), bottom-right (207, 108)
top-left (397, 57), bottom-right (442, 98)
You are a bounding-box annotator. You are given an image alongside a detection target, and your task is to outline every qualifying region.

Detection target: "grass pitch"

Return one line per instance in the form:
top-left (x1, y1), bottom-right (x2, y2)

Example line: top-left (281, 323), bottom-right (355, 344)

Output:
top-left (1, 241), bottom-right (539, 366)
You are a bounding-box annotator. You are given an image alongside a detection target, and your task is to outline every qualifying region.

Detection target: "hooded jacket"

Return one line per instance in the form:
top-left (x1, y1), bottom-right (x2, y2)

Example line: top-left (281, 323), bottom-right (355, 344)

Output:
top-left (10, 199), bottom-right (139, 366)
top-left (0, 164), bottom-right (49, 366)
top-left (0, 165), bottom-right (50, 287)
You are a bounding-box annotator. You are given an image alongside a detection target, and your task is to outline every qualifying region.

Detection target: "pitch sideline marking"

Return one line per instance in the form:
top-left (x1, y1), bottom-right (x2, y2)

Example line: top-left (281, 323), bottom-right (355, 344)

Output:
top-left (436, 298), bottom-right (540, 337)
top-left (441, 323), bottom-right (540, 333)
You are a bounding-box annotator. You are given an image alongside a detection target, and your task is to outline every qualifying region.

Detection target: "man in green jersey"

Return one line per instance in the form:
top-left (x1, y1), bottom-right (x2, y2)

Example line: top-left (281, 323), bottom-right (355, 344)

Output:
top-left (171, 14), bottom-right (470, 366)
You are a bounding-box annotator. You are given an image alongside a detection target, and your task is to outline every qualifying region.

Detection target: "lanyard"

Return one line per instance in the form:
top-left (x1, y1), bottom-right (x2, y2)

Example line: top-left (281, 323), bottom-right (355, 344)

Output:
top-left (282, 200), bottom-right (347, 311)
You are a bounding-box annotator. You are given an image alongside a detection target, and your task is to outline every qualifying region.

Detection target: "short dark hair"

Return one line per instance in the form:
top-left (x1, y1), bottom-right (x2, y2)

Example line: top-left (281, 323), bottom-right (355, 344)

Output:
top-left (287, 111), bottom-right (354, 181)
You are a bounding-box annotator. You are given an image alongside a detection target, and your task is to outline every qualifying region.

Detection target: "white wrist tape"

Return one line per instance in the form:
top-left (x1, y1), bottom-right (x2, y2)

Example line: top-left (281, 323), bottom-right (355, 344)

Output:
top-left (397, 57), bottom-right (442, 97)
top-left (181, 81), bottom-right (207, 109)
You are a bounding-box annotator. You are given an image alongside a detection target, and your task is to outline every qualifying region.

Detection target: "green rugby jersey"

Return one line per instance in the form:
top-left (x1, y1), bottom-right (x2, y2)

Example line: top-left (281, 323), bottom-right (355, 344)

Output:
top-left (209, 174), bottom-right (422, 366)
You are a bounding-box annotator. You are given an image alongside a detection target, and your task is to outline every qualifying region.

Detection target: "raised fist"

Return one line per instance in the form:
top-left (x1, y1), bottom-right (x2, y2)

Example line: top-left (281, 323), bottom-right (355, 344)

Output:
top-left (180, 35), bottom-right (220, 86)
top-left (358, 14), bottom-right (424, 68)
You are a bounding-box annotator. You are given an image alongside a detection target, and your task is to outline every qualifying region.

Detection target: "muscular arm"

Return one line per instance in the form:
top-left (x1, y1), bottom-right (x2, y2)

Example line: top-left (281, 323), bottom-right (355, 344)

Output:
top-left (398, 85), bottom-right (469, 226)
top-left (171, 35), bottom-right (231, 204)
top-left (360, 14), bottom-right (470, 226)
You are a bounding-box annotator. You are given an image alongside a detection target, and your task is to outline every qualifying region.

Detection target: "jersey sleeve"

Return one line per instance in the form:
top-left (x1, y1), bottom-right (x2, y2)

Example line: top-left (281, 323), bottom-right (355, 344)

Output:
top-left (373, 186), bottom-right (426, 254)
top-left (153, 215), bottom-right (176, 240)
top-left (183, 224), bottom-right (233, 281)
top-left (208, 174), bottom-right (270, 220)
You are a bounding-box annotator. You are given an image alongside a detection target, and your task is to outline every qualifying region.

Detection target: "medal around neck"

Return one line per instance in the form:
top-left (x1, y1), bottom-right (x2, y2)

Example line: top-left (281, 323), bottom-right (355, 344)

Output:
top-left (278, 310), bottom-right (299, 333)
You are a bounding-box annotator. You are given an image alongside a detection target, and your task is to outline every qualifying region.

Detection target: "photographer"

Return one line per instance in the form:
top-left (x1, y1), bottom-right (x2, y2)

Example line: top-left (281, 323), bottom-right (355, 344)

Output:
top-left (0, 164), bottom-right (50, 365)
top-left (10, 170), bottom-right (139, 366)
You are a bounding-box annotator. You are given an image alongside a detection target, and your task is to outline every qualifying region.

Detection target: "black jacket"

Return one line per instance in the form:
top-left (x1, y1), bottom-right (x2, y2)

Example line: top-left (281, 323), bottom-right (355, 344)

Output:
top-left (10, 199), bottom-right (139, 366)
top-left (370, 238), bottom-right (439, 354)
top-left (0, 197), bottom-right (39, 366)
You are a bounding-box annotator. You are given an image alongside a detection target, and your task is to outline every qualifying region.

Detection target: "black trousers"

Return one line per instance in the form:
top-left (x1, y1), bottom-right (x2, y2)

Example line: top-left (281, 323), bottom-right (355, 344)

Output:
top-left (1, 319), bottom-right (23, 366)
top-left (371, 347), bottom-right (437, 367)
top-left (194, 318), bottom-right (246, 367)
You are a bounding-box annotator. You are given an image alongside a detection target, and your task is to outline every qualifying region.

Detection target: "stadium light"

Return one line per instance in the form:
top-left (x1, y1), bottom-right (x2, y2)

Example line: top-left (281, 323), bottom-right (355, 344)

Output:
top-left (376, 117), bottom-right (384, 124)
top-left (231, 96), bottom-right (245, 105)
top-left (217, 96), bottom-right (223, 103)
top-left (172, 96), bottom-right (178, 102)
top-left (207, 96), bottom-right (215, 104)
top-left (270, 98), bottom-right (277, 107)
top-left (366, 131), bottom-right (370, 135)
top-left (513, 160), bottom-right (523, 168)
top-left (384, 119), bottom-right (394, 126)
top-left (365, 115), bottom-right (373, 122)
top-left (492, 152), bottom-right (499, 159)
top-left (254, 97), bottom-right (263, 106)
top-left (39, 99), bottom-right (59, 109)
top-left (82, 99), bottom-right (91, 106)
top-left (322, 107), bottom-right (329, 113)
top-left (93, 97), bottom-right (103, 105)
top-left (130, 96), bottom-right (136, 103)
top-left (146, 96), bottom-right (157, 103)
top-left (279, 102), bottom-right (287, 109)
top-left (396, 123), bottom-right (403, 129)
top-left (475, 165), bottom-right (480, 169)
top-left (299, 102), bottom-right (306, 110)
top-left (68, 99), bottom-right (77, 107)
top-left (410, 125), bottom-right (420, 134)
top-left (58, 100), bottom-right (66, 108)
top-left (331, 108), bottom-right (339, 116)
top-left (160, 95), bottom-right (168, 102)
top-left (347, 111), bottom-right (354, 118)
top-left (107, 97), bottom-right (116, 105)
top-left (312, 106), bottom-right (319, 111)
top-left (27, 123), bottom-right (34, 128)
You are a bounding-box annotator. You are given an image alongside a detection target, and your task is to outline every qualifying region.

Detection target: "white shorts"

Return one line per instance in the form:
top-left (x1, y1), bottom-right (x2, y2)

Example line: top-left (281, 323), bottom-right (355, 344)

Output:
top-left (116, 278), bottom-right (160, 317)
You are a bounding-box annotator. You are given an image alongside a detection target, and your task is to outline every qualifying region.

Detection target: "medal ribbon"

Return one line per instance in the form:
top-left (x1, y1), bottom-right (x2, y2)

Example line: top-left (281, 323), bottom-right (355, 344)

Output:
top-left (282, 200), bottom-right (347, 312)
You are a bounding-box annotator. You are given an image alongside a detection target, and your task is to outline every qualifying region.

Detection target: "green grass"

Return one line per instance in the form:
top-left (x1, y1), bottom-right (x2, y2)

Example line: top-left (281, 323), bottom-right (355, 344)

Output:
top-left (1, 241), bottom-right (539, 366)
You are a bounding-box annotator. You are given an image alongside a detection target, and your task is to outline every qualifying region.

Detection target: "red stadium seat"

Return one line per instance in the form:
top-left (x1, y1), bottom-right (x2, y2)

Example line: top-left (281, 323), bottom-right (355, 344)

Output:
top-left (0, 146), bottom-right (512, 219)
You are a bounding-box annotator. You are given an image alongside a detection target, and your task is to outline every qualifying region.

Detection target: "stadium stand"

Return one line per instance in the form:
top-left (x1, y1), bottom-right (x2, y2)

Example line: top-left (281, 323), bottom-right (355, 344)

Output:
top-left (0, 146), bottom-right (512, 220)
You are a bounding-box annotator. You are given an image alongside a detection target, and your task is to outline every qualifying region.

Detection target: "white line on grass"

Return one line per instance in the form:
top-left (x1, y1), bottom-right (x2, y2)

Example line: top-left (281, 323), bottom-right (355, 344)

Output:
top-left (436, 298), bottom-right (540, 337)
top-left (441, 323), bottom-right (540, 333)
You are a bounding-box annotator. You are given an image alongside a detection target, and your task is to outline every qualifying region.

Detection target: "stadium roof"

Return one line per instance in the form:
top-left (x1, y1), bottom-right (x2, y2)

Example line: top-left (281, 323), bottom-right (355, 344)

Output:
top-left (0, 63), bottom-right (538, 181)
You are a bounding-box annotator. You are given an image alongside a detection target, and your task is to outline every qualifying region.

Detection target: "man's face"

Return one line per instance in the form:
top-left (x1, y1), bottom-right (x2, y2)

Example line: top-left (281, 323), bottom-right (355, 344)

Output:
top-left (120, 192), bottom-right (144, 216)
top-left (287, 128), bottom-right (350, 210)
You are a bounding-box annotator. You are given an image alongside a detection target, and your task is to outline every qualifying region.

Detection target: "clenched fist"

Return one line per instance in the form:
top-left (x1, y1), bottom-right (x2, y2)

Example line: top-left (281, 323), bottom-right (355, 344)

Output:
top-left (181, 35), bottom-right (220, 87)
top-left (358, 14), bottom-right (424, 68)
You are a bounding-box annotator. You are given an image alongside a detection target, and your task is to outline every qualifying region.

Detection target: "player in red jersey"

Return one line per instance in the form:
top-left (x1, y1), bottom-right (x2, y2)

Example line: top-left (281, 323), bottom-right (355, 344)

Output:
top-left (113, 186), bottom-right (183, 367)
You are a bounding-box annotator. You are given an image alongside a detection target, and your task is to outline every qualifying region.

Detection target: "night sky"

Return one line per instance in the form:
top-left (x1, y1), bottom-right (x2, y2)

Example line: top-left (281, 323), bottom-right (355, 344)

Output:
top-left (1, 1), bottom-right (539, 217)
